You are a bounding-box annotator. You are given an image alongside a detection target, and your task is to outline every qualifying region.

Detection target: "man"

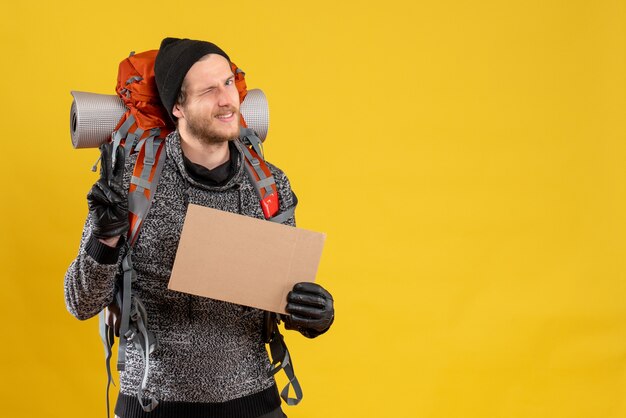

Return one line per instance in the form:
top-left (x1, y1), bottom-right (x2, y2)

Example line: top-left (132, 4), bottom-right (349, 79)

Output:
top-left (64, 37), bottom-right (334, 418)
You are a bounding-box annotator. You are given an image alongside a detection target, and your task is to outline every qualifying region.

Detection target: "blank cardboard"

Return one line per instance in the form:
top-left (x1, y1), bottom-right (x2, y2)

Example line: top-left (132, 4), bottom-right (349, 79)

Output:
top-left (168, 204), bottom-right (326, 314)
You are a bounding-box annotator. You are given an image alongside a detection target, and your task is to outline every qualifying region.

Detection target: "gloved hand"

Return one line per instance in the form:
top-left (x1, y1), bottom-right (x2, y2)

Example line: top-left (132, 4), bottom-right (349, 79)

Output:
top-left (87, 143), bottom-right (129, 239)
top-left (284, 282), bottom-right (334, 338)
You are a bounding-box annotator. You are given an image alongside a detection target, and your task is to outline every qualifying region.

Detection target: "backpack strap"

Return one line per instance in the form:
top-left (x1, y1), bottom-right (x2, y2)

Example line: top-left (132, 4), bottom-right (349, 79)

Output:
top-left (264, 313), bottom-right (303, 405)
top-left (112, 115), bottom-right (136, 150)
top-left (125, 289), bottom-right (158, 412)
top-left (120, 135), bottom-right (166, 410)
top-left (98, 309), bottom-right (116, 418)
top-left (109, 249), bottom-right (159, 412)
top-left (128, 135), bottom-right (166, 246)
top-left (99, 134), bottom-right (166, 417)
top-left (116, 252), bottom-right (133, 370)
top-left (239, 127), bottom-right (280, 219)
top-left (269, 333), bottom-right (303, 405)
top-left (242, 125), bottom-right (303, 405)
top-left (267, 191), bottom-right (297, 224)
top-left (238, 127), bottom-right (298, 223)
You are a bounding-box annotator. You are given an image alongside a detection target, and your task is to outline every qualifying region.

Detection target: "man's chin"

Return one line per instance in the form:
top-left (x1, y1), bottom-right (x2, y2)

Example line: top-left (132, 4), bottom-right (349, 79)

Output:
top-left (190, 124), bottom-right (240, 144)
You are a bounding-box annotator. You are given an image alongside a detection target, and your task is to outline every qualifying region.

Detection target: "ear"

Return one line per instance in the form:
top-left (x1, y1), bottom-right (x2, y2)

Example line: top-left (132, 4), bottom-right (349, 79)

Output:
top-left (172, 103), bottom-right (184, 120)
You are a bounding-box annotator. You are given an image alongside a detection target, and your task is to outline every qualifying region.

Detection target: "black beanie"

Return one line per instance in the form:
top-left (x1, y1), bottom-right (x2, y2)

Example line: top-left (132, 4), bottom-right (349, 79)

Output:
top-left (154, 37), bottom-right (230, 122)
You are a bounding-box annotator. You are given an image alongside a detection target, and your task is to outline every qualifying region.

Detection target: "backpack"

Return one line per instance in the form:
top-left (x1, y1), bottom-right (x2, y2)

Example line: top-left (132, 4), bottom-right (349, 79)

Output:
top-left (95, 50), bottom-right (301, 416)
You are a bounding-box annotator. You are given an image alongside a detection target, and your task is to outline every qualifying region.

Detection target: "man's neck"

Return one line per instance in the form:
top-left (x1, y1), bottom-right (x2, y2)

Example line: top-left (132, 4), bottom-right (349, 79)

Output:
top-left (178, 130), bottom-right (230, 170)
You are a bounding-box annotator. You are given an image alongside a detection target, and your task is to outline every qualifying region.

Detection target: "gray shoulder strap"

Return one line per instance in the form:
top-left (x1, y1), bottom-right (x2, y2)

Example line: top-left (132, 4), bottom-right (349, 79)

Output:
top-left (98, 310), bottom-right (116, 418)
top-left (268, 331), bottom-right (303, 405)
top-left (128, 138), bottom-right (166, 245)
top-left (268, 191), bottom-right (298, 224)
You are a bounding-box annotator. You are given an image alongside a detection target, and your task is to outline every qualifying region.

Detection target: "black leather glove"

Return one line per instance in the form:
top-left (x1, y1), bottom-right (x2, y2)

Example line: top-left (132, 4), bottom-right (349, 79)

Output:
top-left (284, 282), bottom-right (334, 338)
top-left (87, 143), bottom-right (129, 239)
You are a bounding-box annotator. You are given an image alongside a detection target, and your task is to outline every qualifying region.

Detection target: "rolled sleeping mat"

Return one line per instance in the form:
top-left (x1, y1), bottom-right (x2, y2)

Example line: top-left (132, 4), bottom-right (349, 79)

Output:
top-left (239, 89), bottom-right (269, 142)
top-left (70, 88), bottom-right (270, 149)
top-left (70, 91), bottom-right (126, 149)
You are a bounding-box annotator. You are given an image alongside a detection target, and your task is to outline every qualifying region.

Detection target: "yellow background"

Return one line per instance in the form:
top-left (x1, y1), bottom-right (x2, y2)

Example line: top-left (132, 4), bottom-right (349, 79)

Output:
top-left (1, 0), bottom-right (625, 417)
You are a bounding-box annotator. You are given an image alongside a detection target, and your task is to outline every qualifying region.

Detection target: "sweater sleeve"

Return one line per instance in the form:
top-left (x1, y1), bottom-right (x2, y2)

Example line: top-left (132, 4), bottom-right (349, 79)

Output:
top-left (63, 212), bottom-right (121, 320)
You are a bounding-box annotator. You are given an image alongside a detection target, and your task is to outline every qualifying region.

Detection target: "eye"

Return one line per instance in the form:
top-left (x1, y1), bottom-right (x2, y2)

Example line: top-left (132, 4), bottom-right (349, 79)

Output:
top-left (225, 78), bottom-right (234, 86)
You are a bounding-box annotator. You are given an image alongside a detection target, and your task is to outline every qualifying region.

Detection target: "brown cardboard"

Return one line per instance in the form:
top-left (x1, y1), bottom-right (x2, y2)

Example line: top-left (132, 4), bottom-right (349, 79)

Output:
top-left (168, 204), bottom-right (326, 314)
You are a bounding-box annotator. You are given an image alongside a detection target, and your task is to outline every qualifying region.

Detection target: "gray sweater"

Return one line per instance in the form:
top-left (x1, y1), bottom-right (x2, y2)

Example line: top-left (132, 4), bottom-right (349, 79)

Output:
top-left (64, 131), bottom-right (296, 413)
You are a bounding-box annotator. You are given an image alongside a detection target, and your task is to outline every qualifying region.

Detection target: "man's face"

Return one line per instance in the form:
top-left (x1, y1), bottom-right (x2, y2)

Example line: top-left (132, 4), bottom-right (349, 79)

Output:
top-left (173, 54), bottom-right (240, 144)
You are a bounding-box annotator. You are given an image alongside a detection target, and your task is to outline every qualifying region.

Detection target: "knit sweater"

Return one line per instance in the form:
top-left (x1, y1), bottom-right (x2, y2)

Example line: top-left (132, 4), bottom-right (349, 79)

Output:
top-left (64, 131), bottom-right (296, 417)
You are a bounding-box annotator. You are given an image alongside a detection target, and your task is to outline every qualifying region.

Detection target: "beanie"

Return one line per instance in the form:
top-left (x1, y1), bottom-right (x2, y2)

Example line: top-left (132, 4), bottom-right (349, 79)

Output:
top-left (154, 37), bottom-right (230, 122)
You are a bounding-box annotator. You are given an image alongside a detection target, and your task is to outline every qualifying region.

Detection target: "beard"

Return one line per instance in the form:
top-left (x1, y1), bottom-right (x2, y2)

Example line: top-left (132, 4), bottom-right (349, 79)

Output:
top-left (185, 106), bottom-right (240, 145)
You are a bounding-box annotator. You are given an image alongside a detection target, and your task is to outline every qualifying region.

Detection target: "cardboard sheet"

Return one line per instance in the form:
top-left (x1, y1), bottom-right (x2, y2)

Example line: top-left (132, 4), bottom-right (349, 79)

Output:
top-left (168, 204), bottom-right (326, 314)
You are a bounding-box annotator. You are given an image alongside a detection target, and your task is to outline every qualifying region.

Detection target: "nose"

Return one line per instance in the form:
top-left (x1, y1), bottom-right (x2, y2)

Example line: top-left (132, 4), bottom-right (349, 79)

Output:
top-left (217, 85), bottom-right (236, 108)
